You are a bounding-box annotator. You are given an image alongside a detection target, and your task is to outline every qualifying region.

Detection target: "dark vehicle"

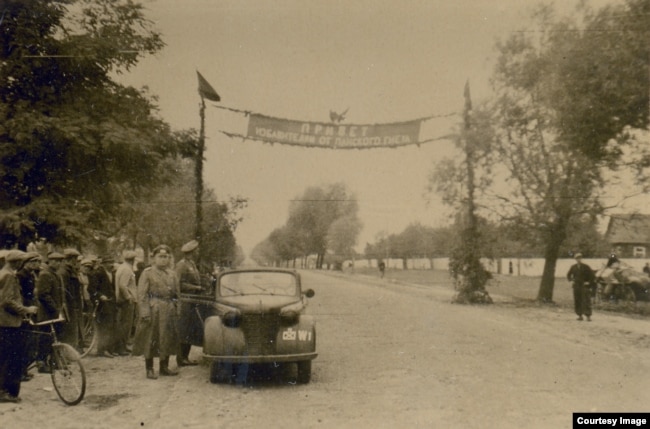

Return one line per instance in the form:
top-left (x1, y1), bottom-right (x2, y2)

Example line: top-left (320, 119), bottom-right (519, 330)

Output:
top-left (179, 268), bottom-right (317, 384)
top-left (595, 264), bottom-right (650, 302)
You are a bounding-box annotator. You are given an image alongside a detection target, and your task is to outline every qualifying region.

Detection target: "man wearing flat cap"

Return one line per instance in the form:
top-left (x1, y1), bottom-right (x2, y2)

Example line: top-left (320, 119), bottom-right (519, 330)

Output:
top-left (88, 255), bottom-right (119, 357)
top-left (175, 240), bottom-right (202, 367)
top-left (567, 252), bottom-right (595, 321)
top-left (16, 252), bottom-right (41, 381)
top-left (59, 249), bottom-right (84, 352)
top-left (35, 252), bottom-right (66, 372)
top-left (114, 250), bottom-right (138, 355)
top-left (0, 250), bottom-right (39, 402)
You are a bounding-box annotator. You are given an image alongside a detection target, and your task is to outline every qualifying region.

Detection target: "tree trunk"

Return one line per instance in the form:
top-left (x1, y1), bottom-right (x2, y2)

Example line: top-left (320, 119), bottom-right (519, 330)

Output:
top-left (536, 229), bottom-right (565, 303)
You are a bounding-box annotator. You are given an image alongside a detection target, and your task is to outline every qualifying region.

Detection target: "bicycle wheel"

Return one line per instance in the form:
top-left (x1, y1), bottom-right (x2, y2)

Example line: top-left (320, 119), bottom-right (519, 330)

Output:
top-left (51, 343), bottom-right (86, 405)
top-left (79, 312), bottom-right (97, 358)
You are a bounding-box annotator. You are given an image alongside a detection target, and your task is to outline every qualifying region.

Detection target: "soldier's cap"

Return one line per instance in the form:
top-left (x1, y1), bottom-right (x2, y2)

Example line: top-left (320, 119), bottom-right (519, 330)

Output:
top-left (123, 250), bottom-right (138, 260)
top-left (152, 244), bottom-right (171, 256)
top-left (181, 240), bottom-right (199, 253)
top-left (574, 253), bottom-right (583, 259)
top-left (6, 250), bottom-right (26, 262)
top-left (63, 248), bottom-right (81, 258)
top-left (47, 252), bottom-right (65, 260)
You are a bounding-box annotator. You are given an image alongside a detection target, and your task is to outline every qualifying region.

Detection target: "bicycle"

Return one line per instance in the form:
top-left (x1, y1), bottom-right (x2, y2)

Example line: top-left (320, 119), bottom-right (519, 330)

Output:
top-left (79, 301), bottom-right (98, 358)
top-left (27, 316), bottom-right (86, 405)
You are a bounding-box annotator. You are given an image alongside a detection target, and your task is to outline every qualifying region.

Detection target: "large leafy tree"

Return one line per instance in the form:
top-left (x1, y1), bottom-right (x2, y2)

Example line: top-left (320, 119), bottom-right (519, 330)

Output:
top-left (467, 2), bottom-right (647, 302)
top-left (0, 0), bottom-right (182, 247)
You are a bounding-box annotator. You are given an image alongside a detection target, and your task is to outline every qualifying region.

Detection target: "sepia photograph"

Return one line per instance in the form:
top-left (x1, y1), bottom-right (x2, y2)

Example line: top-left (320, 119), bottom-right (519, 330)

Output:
top-left (0, 0), bottom-right (649, 428)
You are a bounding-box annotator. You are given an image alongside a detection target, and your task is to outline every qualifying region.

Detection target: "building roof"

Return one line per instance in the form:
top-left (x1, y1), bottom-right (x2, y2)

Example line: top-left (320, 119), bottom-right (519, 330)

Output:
top-left (605, 214), bottom-right (650, 244)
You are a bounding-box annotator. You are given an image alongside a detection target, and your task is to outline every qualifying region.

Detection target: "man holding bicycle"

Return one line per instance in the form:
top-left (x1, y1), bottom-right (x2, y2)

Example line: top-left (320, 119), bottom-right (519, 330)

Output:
top-left (0, 250), bottom-right (38, 403)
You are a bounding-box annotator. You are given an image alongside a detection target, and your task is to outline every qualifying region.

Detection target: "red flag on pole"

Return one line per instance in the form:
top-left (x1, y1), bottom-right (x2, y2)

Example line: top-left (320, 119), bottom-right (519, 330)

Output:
top-left (197, 71), bottom-right (221, 102)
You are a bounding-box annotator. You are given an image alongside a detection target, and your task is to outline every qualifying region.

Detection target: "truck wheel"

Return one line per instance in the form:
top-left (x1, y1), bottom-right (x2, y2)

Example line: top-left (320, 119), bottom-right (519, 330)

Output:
top-left (296, 360), bottom-right (311, 384)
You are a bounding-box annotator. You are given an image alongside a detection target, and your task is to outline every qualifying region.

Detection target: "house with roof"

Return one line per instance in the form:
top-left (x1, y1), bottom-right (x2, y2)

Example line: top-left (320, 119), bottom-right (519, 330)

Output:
top-left (604, 214), bottom-right (650, 258)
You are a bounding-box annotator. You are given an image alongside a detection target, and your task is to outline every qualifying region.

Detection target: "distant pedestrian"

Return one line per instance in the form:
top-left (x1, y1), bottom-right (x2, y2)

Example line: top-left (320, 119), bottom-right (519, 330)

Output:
top-left (378, 261), bottom-right (386, 278)
top-left (567, 253), bottom-right (595, 321)
top-left (643, 263), bottom-right (650, 277)
top-left (132, 245), bottom-right (180, 379)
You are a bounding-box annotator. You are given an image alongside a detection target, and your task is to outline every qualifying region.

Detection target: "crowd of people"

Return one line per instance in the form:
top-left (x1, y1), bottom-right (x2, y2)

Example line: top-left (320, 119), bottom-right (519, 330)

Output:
top-left (0, 239), bottom-right (206, 403)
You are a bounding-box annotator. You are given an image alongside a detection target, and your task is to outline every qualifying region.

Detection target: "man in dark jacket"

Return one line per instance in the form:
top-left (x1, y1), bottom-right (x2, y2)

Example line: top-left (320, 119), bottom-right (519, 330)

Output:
top-left (0, 250), bottom-right (38, 403)
top-left (59, 248), bottom-right (84, 352)
top-left (35, 252), bottom-right (66, 372)
top-left (16, 252), bottom-right (41, 381)
top-left (88, 255), bottom-right (118, 357)
top-left (567, 253), bottom-right (595, 321)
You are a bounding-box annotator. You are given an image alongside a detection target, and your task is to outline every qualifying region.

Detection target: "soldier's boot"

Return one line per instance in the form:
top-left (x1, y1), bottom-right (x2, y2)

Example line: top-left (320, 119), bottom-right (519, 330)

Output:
top-left (159, 357), bottom-right (178, 376)
top-left (146, 358), bottom-right (157, 379)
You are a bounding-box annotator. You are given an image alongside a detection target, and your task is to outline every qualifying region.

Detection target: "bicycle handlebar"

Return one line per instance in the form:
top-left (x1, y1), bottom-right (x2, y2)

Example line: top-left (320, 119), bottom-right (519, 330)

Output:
top-left (28, 316), bottom-right (66, 327)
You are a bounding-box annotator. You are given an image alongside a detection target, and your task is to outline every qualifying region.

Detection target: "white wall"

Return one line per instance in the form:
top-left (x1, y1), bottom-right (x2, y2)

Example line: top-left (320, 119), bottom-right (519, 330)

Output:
top-left (348, 257), bottom-right (649, 278)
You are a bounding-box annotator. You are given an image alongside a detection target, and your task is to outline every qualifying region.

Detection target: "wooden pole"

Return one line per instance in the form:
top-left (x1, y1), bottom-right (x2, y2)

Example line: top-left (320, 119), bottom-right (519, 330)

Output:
top-left (196, 97), bottom-right (206, 266)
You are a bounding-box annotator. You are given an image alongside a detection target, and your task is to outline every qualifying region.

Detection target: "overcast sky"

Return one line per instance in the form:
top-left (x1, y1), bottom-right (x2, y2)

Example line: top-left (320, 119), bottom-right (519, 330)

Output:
top-left (119, 0), bottom-right (621, 254)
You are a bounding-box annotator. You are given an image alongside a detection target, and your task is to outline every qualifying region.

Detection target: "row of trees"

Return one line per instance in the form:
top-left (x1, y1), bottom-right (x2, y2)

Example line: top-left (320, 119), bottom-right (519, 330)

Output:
top-left (363, 218), bottom-right (611, 267)
top-left (250, 183), bottom-right (362, 268)
top-left (0, 0), bottom-right (244, 266)
top-left (430, 0), bottom-right (649, 302)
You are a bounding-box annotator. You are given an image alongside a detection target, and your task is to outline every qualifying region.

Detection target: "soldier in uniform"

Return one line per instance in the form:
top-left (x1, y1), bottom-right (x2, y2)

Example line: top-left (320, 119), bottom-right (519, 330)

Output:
top-left (175, 240), bottom-right (202, 367)
top-left (132, 245), bottom-right (180, 379)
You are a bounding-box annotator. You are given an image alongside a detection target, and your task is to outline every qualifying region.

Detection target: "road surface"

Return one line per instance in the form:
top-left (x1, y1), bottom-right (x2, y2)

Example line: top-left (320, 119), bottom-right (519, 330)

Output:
top-left (2, 270), bottom-right (648, 429)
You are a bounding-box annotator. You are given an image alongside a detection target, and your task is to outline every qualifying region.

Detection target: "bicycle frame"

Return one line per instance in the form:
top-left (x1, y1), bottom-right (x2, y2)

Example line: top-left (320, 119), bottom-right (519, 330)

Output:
top-left (27, 316), bottom-right (86, 405)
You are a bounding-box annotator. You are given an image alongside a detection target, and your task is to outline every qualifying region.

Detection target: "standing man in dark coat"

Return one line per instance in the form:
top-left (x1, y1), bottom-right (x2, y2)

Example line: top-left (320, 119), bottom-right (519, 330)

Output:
top-left (59, 248), bottom-right (84, 352)
top-left (16, 252), bottom-right (41, 381)
top-left (0, 250), bottom-right (38, 403)
top-left (567, 253), bottom-right (595, 321)
top-left (35, 252), bottom-right (66, 372)
top-left (88, 255), bottom-right (118, 357)
top-left (175, 240), bottom-right (202, 367)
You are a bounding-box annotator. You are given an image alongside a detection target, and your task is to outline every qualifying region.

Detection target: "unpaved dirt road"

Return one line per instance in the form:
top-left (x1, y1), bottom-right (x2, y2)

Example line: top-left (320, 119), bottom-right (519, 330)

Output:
top-left (2, 270), bottom-right (649, 429)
